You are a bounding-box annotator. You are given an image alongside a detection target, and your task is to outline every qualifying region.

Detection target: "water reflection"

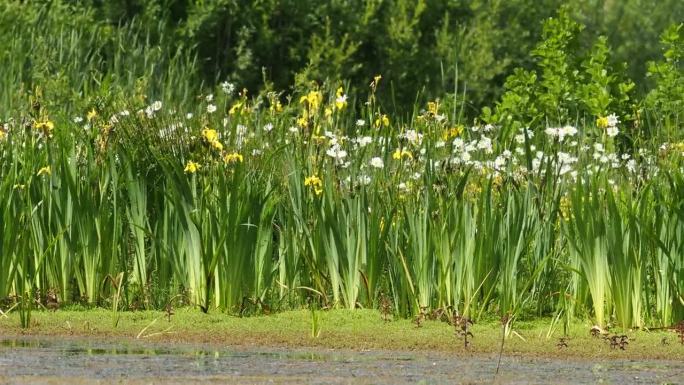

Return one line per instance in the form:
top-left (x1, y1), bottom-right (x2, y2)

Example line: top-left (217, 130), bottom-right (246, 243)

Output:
top-left (0, 337), bottom-right (681, 385)
top-left (0, 337), bottom-right (368, 361)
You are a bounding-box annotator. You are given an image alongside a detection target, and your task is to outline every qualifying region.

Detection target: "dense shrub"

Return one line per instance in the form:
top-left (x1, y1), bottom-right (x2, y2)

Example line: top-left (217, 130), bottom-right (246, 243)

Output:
top-left (2, 0), bottom-right (683, 115)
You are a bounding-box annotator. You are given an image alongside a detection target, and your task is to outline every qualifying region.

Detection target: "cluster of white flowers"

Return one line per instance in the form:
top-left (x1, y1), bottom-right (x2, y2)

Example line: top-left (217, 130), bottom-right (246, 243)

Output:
top-left (142, 101), bottom-right (163, 118)
top-left (56, 90), bottom-right (670, 199)
top-left (369, 156), bottom-right (384, 169)
top-left (220, 81), bottom-right (235, 95)
top-left (401, 129), bottom-right (423, 145)
top-left (545, 125), bottom-right (578, 142)
top-left (606, 113), bottom-right (620, 137)
top-left (108, 109), bottom-right (130, 125)
top-left (514, 128), bottom-right (535, 144)
top-left (476, 136), bottom-right (493, 154)
top-left (159, 122), bottom-right (183, 139)
top-left (326, 143), bottom-right (348, 162)
top-left (494, 150), bottom-right (513, 170)
top-left (234, 124), bottom-right (248, 148)
top-left (355, 136), bottom-right (373, 148)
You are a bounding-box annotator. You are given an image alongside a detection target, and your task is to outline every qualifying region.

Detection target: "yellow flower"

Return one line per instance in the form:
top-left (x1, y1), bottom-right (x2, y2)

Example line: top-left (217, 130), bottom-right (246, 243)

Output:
top-left (335, 87), bottom-right (348, 110)
top-left (441, 125), bottom-right (463, 141)
top-left (229, 101), bottom-right (244, 115)
top-left (371, 74), bottom-right (382, 90)
top-left (200, 128), bottom-right (224, 150)
top-left (374, 114), bottom-right (390, 128)
top-left (270, 100), bottom-right (283, 113)
top-left (34, 120), bottom-right (54, 136)
top-left (202, 128), bottom-right (219, 142)
top-left (596, 116), bottom-right (609, 129)
top-left (223, 152), bottom-right (244, 164)
top-left (184, 161), bottom-right (200, 174)
top-left (559, 195), bottom-right (572, 221)
top-left (392, 148), bottom-right (413, 160)
top-left (300, 90), bottom-right (323, 111)
top-left (37, 166), bottom-right (51, 176)
top-left (427, 101), bottom-right (439, 116)
top-left (87, 108), bottom-right (98, 121)
top-left (0, 130), bottom-right (5, 140)
top-left (312, 134), bottom-right (327, 144)
top-left (304, 175), bottom-right (323, 195)
top-left (297, 114), bottom-right (309, 128)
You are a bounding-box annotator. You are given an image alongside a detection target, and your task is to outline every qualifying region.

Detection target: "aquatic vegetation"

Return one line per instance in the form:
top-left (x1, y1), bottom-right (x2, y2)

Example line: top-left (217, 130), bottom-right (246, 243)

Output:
top-left (0, 3), bottom-right (682, 334)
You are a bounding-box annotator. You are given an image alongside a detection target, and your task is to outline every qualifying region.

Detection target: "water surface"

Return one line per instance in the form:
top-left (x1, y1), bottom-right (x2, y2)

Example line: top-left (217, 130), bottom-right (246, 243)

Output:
top-left (0, 337), bottom-right (681, 384)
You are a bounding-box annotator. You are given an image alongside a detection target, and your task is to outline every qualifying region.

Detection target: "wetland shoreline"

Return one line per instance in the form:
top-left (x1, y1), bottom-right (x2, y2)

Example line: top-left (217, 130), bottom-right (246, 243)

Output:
top-left (1, 309), bottom-right (682, 361)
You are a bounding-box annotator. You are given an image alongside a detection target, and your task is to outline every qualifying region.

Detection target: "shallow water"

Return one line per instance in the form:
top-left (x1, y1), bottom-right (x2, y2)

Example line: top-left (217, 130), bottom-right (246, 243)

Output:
top-left (0, 337), bottom-right (682, 384)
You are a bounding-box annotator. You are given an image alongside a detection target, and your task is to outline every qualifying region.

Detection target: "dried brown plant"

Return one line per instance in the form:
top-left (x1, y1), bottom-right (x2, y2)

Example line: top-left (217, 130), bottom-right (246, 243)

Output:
top-left (452, 313), bottom-right (474, 350)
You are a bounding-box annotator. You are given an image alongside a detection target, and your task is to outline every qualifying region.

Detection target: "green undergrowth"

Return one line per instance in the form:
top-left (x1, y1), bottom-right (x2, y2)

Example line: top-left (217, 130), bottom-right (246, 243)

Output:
top-left (1, 308), bottom-right (681, 360)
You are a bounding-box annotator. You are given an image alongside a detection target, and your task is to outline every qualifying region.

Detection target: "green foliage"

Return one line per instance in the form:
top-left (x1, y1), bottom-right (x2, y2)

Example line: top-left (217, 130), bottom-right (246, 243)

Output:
top-left (1, 0), bottom-right (683, 116)
top-left (646, 23), bottom-right (684, 136)
top-left (490, 7), bottom-right (637, 142)
top-left (1, 0), bottom-right (684, 332)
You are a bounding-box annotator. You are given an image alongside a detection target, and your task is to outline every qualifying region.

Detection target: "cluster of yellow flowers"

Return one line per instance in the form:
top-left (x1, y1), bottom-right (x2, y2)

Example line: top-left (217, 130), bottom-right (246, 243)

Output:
top-left (202, 128), bottom-right (222, 150)
top-left (441, 125), bottom-right (463, 141)
top-left (223, 152), bottom-right (244, 164)
top-left (296, 86), bottom-right (348, 130)
top-left (34, 120), bottom-right (54, 137)
top-left (596, 116), bottom-right (609, 128)
top-left (334, 87), bottom-right (348, 111)
top-left (184, 160), bottom-right (200, 174)
top-left (304, 175), bottom-right (323, 195)
top-left (184, 127), bottom-right (245, 174)
top-left (370, 74), bottom-right (382, 92)
top-left (374, 114), bottom-right (390, 128)
top-left (300, 90), bottom-right (323, 111)
top-left (426, 100), bottom-right (439, 116)
top-left (87, 108), bottom-right (98, 121)
top-left (392, 148), bottom-right (413, 160)
top-left (267, 92), bottom-right (283, 114)
top-left (229, 89), bottom-right (251, 115)
top-left (229, 101), bottom-right (245, 115)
